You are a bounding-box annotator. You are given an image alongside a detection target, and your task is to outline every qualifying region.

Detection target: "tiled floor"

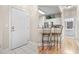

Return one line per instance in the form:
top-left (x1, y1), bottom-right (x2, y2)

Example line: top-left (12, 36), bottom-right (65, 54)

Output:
top-left (0, 41), bottom-right (38, 54)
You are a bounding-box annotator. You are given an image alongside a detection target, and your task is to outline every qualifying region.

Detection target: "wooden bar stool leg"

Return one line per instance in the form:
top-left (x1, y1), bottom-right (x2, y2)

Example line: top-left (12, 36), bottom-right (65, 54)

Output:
top-left (50, 35), bottom-right (52, 48)
top-left (48, 36), bottom-right (51, 50)
top-left (47, 35), bottom-right (50, 49)
top-left (51, 34), bottom-right (52, 48)
top-left (54, 34), bottom-right (55, 47)
top-left (48, 35), bottom-right (51, 50)
top-left (57, 35), bottom-right (58, 52)
top-left (60, 35), bottom-right (62, 53)
top-left (42, 34), bottom-right (44, 51)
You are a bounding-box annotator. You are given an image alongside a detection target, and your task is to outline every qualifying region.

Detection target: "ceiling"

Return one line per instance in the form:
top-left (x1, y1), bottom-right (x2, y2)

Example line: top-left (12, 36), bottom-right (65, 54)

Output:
top-left (38, 5), bottom-right (61, 15)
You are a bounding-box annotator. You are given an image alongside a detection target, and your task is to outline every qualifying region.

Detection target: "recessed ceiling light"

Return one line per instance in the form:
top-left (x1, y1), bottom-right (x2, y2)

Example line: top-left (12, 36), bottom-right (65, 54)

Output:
top-left (64, 5), bottom-right (73, 9)
top-left (38, 10), bottom-right (45, 15)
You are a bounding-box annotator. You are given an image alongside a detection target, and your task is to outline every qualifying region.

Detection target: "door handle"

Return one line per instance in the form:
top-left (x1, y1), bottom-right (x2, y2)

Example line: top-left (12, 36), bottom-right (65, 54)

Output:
top-left (11, 26), bottom-right (15, 32)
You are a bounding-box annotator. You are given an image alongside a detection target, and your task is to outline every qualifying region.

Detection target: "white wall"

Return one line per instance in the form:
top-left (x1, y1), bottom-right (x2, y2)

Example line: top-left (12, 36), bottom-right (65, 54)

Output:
top-left (30, 6), bottom-right (40, 44)
top-left (0, 6), bottom-right (9, 48)
top-left (61, 7), bottom-right (77, 39)
top-left (77, 6), bottom-right (79, 41)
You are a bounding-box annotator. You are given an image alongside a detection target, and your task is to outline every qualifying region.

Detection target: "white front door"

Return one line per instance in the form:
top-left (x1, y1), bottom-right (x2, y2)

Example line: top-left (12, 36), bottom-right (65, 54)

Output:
top-left (10, 8), bottom-right (30, 49)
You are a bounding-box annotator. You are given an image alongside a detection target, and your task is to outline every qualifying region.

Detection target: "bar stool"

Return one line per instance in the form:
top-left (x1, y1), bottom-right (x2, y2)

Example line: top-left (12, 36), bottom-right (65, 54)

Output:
top-left (41, 26), bottom-right (51, 51)
top-left (41, 24), bottom-right (63, 53)
top-left (53, 25), bottom-right (63, 52)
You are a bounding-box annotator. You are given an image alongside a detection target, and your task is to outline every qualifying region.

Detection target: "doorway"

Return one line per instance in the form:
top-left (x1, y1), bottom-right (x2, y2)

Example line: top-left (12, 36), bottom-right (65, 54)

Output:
top-left (9, 7), bottom-right (30, 49)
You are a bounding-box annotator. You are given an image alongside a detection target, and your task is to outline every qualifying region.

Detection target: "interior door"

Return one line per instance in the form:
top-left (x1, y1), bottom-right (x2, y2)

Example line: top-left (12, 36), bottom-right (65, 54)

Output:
top-left (11, 8), bottom-right (30, 49)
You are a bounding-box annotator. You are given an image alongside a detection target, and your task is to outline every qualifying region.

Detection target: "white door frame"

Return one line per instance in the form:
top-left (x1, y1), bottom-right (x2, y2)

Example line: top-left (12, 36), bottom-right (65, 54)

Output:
top-left (9, 6), bottom-right (30, 50)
